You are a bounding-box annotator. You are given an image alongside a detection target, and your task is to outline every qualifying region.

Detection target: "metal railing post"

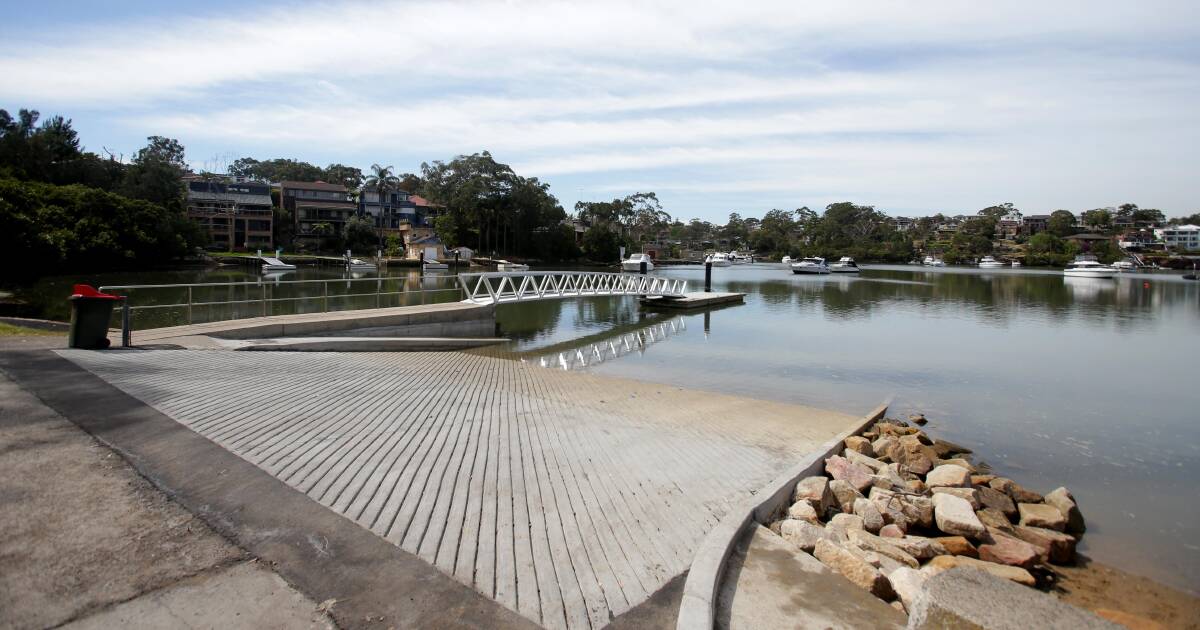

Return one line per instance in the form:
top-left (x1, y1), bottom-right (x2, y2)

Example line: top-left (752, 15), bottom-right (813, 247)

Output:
top-left (322, 281), bottom-right (329, 312)
top-left (121, 298), bottom-right (131, 347)
top-left (187, 286), bottom-right (193, 323)
top-left (262, 284), bottom-right (267, 317)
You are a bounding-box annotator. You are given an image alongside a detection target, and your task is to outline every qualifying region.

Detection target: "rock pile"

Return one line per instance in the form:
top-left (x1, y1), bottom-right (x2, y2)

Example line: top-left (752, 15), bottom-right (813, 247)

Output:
top-left (769, 415), bottom-right (1086, 613)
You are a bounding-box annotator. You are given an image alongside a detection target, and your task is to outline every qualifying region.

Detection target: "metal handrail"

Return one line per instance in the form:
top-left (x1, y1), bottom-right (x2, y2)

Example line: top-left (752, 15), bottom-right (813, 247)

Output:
top-left (457, 270), bottom-right (688, 304)
top-left (100, 275), bottom-right (463, 347)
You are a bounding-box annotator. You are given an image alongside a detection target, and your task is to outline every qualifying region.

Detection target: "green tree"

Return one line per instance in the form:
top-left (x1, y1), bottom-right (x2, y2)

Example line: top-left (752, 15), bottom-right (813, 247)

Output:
top-left (120, 136), bottom-right (187, 210)
top-left (1081, 208), bottom-right (1112, 231)
top-left (324, 163), bottom-right (364, 189)
top-left (1168, 213), bottom-right (1200, 226)
top-left (582, 224), bottom-right (622, 262)
top-left (1047, 210), bottom-right (1076, 237)
top-left (342, 216), bottom-right (378, 254)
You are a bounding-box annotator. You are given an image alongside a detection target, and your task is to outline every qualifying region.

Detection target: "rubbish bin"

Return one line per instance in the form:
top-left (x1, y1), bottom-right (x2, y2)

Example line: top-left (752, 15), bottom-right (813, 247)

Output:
top-left (68, 284), bottom-right (121, 349)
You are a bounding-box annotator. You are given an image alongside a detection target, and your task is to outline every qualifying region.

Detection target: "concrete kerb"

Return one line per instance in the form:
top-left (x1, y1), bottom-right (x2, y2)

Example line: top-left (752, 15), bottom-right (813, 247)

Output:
top-left (675, 399), bottom-right (891, 630)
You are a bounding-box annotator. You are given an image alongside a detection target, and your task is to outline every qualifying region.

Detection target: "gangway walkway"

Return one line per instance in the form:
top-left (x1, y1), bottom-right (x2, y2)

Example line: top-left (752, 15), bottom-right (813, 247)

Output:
top-left (459, 271), bottom-right (687, 305)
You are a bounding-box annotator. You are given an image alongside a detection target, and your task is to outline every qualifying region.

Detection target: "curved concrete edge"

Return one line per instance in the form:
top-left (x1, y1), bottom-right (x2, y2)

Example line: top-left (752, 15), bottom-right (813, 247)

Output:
top-left (675, 399), bottom-right (892, 630)
top-left (233, 336), bottom-right (508, 352)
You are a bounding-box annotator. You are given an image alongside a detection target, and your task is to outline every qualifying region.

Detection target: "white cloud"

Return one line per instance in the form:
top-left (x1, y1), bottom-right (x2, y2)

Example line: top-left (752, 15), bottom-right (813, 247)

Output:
top-left (1, 0), bottom-right (1196, 217)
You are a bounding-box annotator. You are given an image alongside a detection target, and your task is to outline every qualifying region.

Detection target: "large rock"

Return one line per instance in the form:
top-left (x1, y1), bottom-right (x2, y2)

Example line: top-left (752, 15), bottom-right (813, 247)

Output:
top-left (887, 566), bottom-right (926, 612)
top-left (847, 449), bottom-right (888, 472)
top-left (905, 479), bottom-right (928, 494)
top-left (971, 474), bottom-right (996, 486)
top-left (870, 464), bottom-right (908, 491)
top-left (825, 455), bottom-right (874, 493)
top-left (976, 507), bottom-right (1014, 530)
top-left (990, 477), bottom-right (1044, 504)
top-left (891, 435), bottom-right (935, 475)
top-left (844, 435), bottom-right (874, 456)
top-left (1018, 503), bottom-right (1066, 531)
top-left (871, 436), bottom-right (899, 462)
top-left (938, 457), bottom-right (977, 473)
top-left (932, 487), bottom-right (981, 509)
top-left (920, 555), bottom-right (1036, 587)
top-left (793, 476), bottom-right (835, 514)
top-left (813, 538), bottom-right (896, 600)
top-left (930, 439), bottom-right (973, 459)
top-left (1011, 525), bottom-right (1077, 564)
top-left (933, 535), bottom-right (979, 558)
top-left (870, 487), bottom-right (933, 530)
top-left (846, 529), bottom-right (919, 568)
top-left (780, 518), bottom-right (834, 553)
top-left (978, 530), bottom-right (1040, 568)
top-left (787, 500), bottom-right (820, 524)
top-left (908, 567), bottom-right (1120, 629)
top-left (879, 524), bottom-right (904, 538)
top-left (932, 493), bottom-right (986, 538)
top-left (854, 498), bottom-right (885, 533)
top-left (977, 486), bottom-right (1017, 518)
top-left (829, 479), bottom-right (864, 513)
top-left (830, 512), bottom-right (865, 532)
top-left (926, 463), bottom-right (971, 489)
top-left (889, 535), bottom-right (947, 560)
top-left (1045, 486), bottom-right (1086, 533)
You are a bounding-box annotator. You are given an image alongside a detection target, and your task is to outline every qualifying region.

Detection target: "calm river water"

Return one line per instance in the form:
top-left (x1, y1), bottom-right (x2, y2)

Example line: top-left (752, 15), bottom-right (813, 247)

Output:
top-left (12, 262), bottom-right (1199, 592)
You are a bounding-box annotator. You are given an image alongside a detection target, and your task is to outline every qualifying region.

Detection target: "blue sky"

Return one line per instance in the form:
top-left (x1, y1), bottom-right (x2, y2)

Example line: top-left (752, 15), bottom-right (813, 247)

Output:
top-left (2, 0), bottom-right (1198, 221)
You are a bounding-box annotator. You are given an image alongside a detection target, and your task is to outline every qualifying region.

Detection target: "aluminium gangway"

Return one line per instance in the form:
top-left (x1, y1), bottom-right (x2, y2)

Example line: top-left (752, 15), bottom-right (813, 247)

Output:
top-left (458, 271), bottom-right (687, 305)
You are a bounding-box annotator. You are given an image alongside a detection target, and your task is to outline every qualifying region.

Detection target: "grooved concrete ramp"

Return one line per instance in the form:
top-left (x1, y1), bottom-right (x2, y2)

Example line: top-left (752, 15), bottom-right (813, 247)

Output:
top-left (56, 349), bottom-right (857, 629)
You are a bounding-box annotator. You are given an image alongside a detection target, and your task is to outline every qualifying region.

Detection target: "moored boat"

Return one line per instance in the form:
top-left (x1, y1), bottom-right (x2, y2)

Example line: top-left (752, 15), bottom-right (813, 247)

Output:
top-left (347, 258), bottom-right (377, 271)
top-left (790, 257), bottom-right (830, 274)
top-left (829, 256), bottom-right (861, 273)
top-left (422, 259), bottom-right (449, 270)
top-left (621, 253), bottom-right (655, 272)
top-left (496, 260), bottom-right (529, 271)
top-left (978, 255), bottom-right (1004, 269)
top-left (1063, 254), bottom-right (1115, 278)
top-left (1112, 259), bottom-right (1138, 272)
top-left (923, 256), bottom-right (946, 267)
top-left (781, 256), bottom-right (792, 264)
top-left (705, 252), bottom-right (731, 267)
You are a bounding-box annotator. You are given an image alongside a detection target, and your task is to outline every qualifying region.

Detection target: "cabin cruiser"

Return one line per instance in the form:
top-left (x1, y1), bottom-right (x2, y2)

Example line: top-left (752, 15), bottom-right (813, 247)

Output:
top-left (923, 256), bottom-right (946, 267)
top-left (422, 259), bottom-right (449, 270)
top-left (790, 257), bottom-right (830, 274)
top-left (728, 251), bottom-right (753, 264)
top-left (621, 252), bottom-right (655, 272)
top-left (260, 256), bottom-right (296, 272)
top-left (1063, 254), bottom-right (1115, 278)
top-left (1011, 260), bottom-right (1022, 268)
top-left (347, 258), bottom-right (377, 271)
top-left (495, 260), bottom-right (529, 271)
top-left (1112, 259), bottom-right (1138, 272)
top-left (978, 256), bottom-right (1004, 269)
top-left (829, 256), bottom-right (861, 273)
top-left (705, 252), bottom-right (731, 267)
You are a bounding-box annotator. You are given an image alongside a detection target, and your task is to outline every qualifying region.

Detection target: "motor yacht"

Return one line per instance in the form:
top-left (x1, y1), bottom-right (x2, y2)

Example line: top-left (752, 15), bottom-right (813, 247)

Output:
top-left (829, 256), bottom-right (861, 273)
top-left (978, 256), bottom-right (1004, 269)
top-left (621, 252), bottom-right (655, 272)
top-left (1063, 254), bottom-right (1115, 278)
top-left (790, 257), bottom-right (830, 274)
top-left (1112, 259), bottom-right (1138, 272)
top-left (923, 256), bottom-right (946, 267)
top-left (705, 252), bottom-right (731, 267)
top-left (728, 251), bottom-right (753, 264)
top-left (496, 260), bottom-right (529, 271)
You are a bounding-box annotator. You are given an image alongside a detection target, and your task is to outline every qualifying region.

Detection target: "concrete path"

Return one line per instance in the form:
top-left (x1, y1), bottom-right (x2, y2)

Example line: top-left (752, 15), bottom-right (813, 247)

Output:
top-left (55, 349), bottom-right (859, 629)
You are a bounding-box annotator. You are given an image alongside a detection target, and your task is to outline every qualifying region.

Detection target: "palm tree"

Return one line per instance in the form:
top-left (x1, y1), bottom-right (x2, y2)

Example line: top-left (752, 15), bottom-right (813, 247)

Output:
top-left (364, 164), bottom-right (401, 249)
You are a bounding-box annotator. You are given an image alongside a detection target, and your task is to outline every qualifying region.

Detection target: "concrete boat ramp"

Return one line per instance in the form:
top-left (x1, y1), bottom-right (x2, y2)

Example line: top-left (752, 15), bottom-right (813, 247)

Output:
top-left (33, 343), bottom-right (861, 629)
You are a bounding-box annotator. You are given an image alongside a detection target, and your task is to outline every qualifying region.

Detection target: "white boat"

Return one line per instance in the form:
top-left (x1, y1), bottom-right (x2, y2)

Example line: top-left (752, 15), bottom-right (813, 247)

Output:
top-left (705, 252), bottom-right (731, 267)
top-left (621, 253), bottom-right (655, 272)
top-left (422, 259), bottom-right (449, 270)
top-left (790, 257), bottom-right (830, 274)
top-left (923, 256), bottom-right (946, 267)
top-left (728, 251), bottom-right (753, 264)
top-left (1063, 254), bottom-right (1115, 278)
top-left (1011, 261), bottom-right (1022, 268)
top-left (1112, 260), bottom-right (1138, 272)
top-left (781, 256), bottom-right (792, 264)
top-left (978, 256), bottom-right (1004, 269)
top-left (260, 256), bottom-right (296, 272)
top-left (347, 258), bottom-right (377, 271)
top-left (829, 256), bottom-right (861, 273)
top-left (496, 260), bottom-right (529, 271)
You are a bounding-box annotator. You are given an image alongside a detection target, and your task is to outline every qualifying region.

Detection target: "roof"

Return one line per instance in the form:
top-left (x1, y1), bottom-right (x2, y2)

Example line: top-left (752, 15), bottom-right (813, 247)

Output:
top-left (409, 194), bottom-right (444, 208)
top-left (279, 180), bottom-right (347, 192)
top-left (186, 191), bottom-right (272, 205)
top-left (410, 235), bottom-right (443, 245)
top-left (1162, 224), bottom-right (1200, 231)
top-left (294, 200), bottom-right (356, 208)
top-left (1065, 233), bottom-right (1111, 240)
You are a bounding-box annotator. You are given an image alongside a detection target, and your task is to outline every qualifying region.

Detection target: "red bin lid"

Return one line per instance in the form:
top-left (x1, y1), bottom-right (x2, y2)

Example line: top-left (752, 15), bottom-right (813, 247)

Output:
top-left (71, 284), bottom-right (121, 300)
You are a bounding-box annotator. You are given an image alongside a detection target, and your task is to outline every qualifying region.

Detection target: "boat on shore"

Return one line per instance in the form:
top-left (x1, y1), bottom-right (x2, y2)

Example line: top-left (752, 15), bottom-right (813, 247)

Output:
top-left (1112, 259), bottom-right (1138, 272)
top-left (923, 256), bottom-right (946, 267)
top-left (705, 252), bottom-right (731, 267)
top-left (978, 256), bottom-right (1004, 269)
top-left (422, 259), bottom-right (449, 270)
top-left (1063, 254), bottom-right (1115, 278)
top-left (621, 253), bottom-right (655, 272)
top-left (829, 256), bottom-right (861, 273)
top-left (260, 256), bottom-right (296, 272)
top-left (347, 258), bottom-right (377, 272)
top-left (791, 257), bottom-right (830, 274)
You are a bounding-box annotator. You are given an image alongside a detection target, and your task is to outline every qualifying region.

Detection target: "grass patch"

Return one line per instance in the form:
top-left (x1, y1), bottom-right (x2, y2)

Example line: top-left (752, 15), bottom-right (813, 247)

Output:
top-left (0, 322), bottom-right (64, 336)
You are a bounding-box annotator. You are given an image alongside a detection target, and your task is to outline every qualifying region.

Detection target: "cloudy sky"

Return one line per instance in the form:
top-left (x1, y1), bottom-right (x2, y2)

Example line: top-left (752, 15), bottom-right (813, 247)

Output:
top-left (1, 0), bottom-right (1197, 221)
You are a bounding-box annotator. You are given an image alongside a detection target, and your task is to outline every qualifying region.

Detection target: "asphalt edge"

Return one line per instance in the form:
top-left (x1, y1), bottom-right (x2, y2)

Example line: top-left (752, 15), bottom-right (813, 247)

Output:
top-left (674, 399), bottom-right (891, 630)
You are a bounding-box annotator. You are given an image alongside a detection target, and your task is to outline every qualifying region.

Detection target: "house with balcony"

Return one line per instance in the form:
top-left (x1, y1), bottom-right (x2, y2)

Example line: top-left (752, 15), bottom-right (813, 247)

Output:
top-left (359, 188), bottom-right (416, 236)
top-left (1022, 214), bottom-right (1050, 235)
top-left (997, 212), bottom-right (1023, 239)
top-left (1154, 224), bottom-right (1200, 251)
top-left (282, 181), bottom-right (356, 249)
top-left (184, 176), bottom-right (273, 251)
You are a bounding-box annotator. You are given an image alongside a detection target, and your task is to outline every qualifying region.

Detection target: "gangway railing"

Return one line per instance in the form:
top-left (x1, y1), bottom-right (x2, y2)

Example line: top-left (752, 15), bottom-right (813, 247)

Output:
top-left (100, 275), bottom-right (461, 347)
top-left (458, 271), bottom-right (687, 305)
top-left (523, 317), bottom-right (686, 370)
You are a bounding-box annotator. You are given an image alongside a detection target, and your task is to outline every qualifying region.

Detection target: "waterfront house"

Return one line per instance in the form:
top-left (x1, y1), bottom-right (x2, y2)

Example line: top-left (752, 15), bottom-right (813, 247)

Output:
top-left (359, 188), bottom-right (415, 237)
top-left (282, 181), bottom-right (356, 249)
top-left (447, 246), bottom-right (474, 261)
top-left (1118, 229), bottom-right (1158, 250)
top-left (406, 234), bottom-right (446, 261)
top-left (1022, 214), bottom-right (1050, 235)
top-left (184, 175), bottom-right (273, 251)
top-left (998, 212), bottom-right (1023, 239)
top-left (1153, 224), bottom-right (1200, 251)
top-left (893, 216), bottom-right (914, 232)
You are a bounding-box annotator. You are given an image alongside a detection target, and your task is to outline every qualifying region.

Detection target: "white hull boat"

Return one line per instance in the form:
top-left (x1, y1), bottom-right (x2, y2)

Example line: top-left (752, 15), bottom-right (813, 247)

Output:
top-left (978, 256), bottom-right (1004, 269)
top-left (1112, 260), bottom-right (1137, 272)
top-left (496, 260), bottom-right (529, 271)
top-left (260, 256), bottom-right (296, 272)
top-left (791, 257), bottom-right (830, 274)
top-left (829, 256), bottom-right (861, 273)
top-left (1011, 261), bottom-right (1022, 268)
top-left (621, 253), bottom-right (655, 272)
top-left (781, 256), bottom-right (792, 264)
top-left (1063, 255), bottom-right (1115, 279)
top-left (705, 253), bottom-right (731, 267)
top-left (423, 259), bottom-right (449, 270)
top-left (923, 256), bottom-right (946, 267)
top-left (347, 258), bottom-right (377, 272)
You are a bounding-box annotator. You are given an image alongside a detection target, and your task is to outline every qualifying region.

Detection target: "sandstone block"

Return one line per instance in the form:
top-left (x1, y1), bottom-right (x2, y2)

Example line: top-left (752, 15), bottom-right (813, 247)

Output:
top-left (787, 500), bottom-right (820, 524)
top-left (880, 524), bottom-right (904, 538)
top-left (930, 439), bottom-right (973, 459)
top-left (825, 455), bottom-right (874, 493)
top-left (853, 497), bottom-right (885, 533)
top-left (793, 475), bottom-right (835, 514)
top-left (813, 538), bottom-right (896, 600)
top-left (919, 555), bottom-right (1036, 587)
top-left (931, 487), bottom-right (980, 509)
top-left (908, 567), bottom-right (1120, 629)
top-left (844, 435), bottom-right (874, 456)
top-left (1045, 486), bottom-right (1086, 533)
top-left (829, 479), bottom-right (864, 513)
top-left (933, 535), bottom-right (979, 558)
top-left (846, 529), bottom-right (920, 568)
top-left (1011, 525), bottom-right (1077, 564)
top-left (978, 530), bottom-right (1040, 568)
top-left (932, 493), bottom-right (986, 538)
top-left (977, 486), bottom-right (1017, 518)
top-left (888, 566), bottom-right (927, 611)
top-left (976, 507), bottom-right (1014, 530)
top-left (938, 458), bottom-right (977, 473)
top-left (927, 465), bottom-right (972, 488)
top-left (780, 518), bottom-right (833, 553)
top-left (846, 449), bottom-right (887, 472)
top-left (1018, 503), bottom-right (1066, 531)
